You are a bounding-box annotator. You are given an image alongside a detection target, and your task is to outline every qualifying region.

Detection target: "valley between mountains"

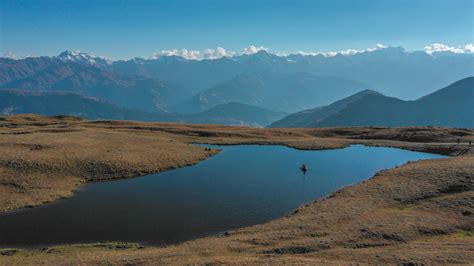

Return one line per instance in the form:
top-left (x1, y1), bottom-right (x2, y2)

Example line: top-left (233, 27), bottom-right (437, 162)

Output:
top-left (2, 1), bottom-right (474, 264)
top-left (1, 48), bottom-right (473, 128)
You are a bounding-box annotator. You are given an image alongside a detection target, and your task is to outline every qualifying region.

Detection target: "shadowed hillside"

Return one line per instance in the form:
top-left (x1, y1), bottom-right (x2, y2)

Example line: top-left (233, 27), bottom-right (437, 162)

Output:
top-left (268, 89), bottom-right (382, 128)
top-left (270, 77), bottom-right (474, 128)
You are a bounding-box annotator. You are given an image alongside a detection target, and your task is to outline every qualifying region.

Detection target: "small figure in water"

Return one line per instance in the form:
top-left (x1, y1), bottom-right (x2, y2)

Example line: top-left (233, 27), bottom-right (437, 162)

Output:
top-left (300, 164), bottom-right (308, 173)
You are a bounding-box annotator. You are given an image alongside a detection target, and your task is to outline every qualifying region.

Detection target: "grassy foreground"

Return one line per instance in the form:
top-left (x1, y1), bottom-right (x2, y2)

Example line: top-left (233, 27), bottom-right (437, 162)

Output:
top-left (0, 115), bottom-right (473, 264)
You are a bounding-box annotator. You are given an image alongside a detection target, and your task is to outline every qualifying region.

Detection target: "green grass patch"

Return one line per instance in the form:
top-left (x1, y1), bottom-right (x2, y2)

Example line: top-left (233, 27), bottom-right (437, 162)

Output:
top-left (456, 229), bottom-right (474, 238)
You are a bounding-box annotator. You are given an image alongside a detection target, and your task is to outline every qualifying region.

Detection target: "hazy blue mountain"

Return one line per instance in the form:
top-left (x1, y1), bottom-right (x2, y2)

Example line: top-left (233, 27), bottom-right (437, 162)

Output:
top-left (1, 62), bottom-right (187, 112)
top-left (273, 77), bottom-right (473, 128)
top-left (0, 51), bottom-right (111, 85)
top-left (312, 94), bottom-right (414, 127)
top-left (285, 47), bottom-right (474, 98)
top-left (0, 90), bottom-right (283, 127)
top-left (0, 56), bottom-right (62, 85)
top-left (172, 72), bottom-right (370, 113)
top-left (0, 90), bottom-right (177, 120)
top-left (2, 48), bottom-right (473, 114)
top-left (268, 89), bottom-right (382, 128)
top-left (111, 48), bottom-right (474, 99)
top-left (405, 76), bottom-right (474, 127)
top-left (111, 50), bottom-right (290, 95)
top-left (185, 102), bottom-right (287, 127)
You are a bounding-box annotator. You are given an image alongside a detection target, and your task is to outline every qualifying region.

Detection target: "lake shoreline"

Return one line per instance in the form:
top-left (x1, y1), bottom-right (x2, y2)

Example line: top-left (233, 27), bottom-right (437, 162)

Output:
top-left (0, 115), bottom-right (472, 264)
top-left (1, 144), bottom-right (443, 248)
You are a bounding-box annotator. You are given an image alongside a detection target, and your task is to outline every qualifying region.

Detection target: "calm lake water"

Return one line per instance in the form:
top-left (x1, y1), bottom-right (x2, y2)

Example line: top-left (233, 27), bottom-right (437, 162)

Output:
top-left (0, 145), bottom-right (445, 248)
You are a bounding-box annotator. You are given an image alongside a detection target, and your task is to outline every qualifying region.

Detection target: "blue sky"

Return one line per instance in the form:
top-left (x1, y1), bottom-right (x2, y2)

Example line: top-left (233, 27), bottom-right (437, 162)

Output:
top-left (1, 0), bottom-right (473, 59)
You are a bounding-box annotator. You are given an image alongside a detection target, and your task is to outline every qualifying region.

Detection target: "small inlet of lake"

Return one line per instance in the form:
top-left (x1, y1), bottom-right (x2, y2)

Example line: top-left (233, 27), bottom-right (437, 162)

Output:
top-left (0, 145), bottom-right (445, 248)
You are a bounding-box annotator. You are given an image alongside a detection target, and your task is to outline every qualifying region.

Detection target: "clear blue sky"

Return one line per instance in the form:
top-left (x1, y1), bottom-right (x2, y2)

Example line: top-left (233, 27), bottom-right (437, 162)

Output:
top-left (1, 0), bottom-right (473, 59)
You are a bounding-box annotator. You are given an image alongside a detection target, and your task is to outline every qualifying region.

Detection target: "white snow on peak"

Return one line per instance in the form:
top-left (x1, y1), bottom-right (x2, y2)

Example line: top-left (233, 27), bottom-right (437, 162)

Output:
top-left (57, 50), bottom-right (112, 66)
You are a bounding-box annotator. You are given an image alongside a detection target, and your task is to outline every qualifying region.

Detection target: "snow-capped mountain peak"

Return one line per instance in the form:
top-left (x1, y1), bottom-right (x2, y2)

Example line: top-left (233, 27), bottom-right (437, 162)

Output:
top-left (56, 50), bottom-right (112, 66)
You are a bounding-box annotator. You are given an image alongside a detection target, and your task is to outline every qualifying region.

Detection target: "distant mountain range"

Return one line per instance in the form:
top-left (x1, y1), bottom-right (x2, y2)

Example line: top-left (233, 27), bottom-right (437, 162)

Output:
top-left (1, 48), bottom-right (473, 128)
top-left (0, 90), bottom-right (285, 127)
top-left (2, 47), bottom-right (473, 110)
top-left (172, 72), bottom-right (370, 113)
top-left (0, 58), bottom-right (187, 113)
top-left (110, 48), bottom-right (474, 100)
top-left (269, 77), bottom-right (474, 128)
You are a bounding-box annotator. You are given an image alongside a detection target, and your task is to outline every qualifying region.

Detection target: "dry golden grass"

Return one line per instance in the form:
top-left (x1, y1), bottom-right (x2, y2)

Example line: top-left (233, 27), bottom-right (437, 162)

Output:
top-left (0, 116), bottom-right (221, 212)
top-left (0, 115), bottom-right (473, 265)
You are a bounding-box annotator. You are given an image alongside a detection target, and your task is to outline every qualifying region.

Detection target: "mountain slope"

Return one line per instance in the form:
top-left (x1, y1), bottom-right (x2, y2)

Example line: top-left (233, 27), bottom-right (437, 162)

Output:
top-left (0, 91), bottom-right (283, 127)
top-left (1, 63), bottom-right (186, 112)
top-left (0, 56), bottom-right (62, 85)
top-left (268, 89), bottom-right (382, 128)
top-left (314, 94), bottom-right (414, 127)
top-left (173, 72), bottom-right (370, 113)
top-left (185, 102), bottom-right (287, 127)
top-left (0, 51), bottom-right (110, 85)
top-left (314, 77), bottom-right (474, 128)
top-left (0, 90), bottom-right (179, 121)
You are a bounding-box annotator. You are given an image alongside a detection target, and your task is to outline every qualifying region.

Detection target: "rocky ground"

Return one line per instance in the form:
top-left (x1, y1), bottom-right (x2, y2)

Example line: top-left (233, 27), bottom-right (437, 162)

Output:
top-left (0, 115), bottom-right (472, 264)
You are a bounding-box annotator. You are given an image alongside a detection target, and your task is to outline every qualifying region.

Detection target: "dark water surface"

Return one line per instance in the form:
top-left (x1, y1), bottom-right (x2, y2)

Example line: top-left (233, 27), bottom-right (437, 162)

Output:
top-left (0, 145), bottom-right (445, 247)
